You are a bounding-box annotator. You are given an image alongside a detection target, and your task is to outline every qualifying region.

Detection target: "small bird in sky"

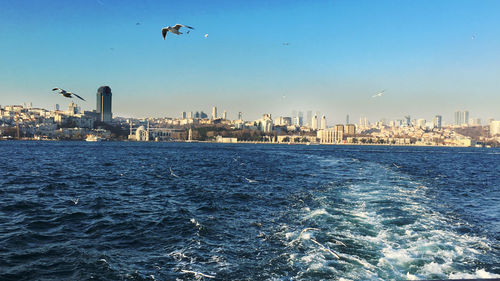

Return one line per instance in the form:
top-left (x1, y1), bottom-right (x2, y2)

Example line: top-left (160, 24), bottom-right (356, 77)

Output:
top-left (372, 90), bottom-right (385, 98)
top-left (205, 33), bottom-right (209, 38)
top-left (52, 88), bottom-right (86, 101)
top-left (162, 24), bottom-right (194, 40)
top-left (283, 42), bottom-right (290, 46)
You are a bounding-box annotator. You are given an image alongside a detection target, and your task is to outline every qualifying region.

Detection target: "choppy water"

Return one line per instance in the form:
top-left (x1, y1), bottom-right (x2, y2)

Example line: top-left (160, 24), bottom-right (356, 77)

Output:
top-left (0, 141), bottom-right (499, 280)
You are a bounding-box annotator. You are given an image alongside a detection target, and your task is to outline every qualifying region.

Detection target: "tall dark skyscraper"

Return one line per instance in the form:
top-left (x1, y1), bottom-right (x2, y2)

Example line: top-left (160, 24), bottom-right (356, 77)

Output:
top-left (96, 86), bottom-right (112, 123)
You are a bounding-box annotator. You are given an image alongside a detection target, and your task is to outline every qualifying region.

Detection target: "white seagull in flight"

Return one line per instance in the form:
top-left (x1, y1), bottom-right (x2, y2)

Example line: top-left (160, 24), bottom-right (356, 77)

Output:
top-left (162, 24), bottom-right (194, 40)
top-left (372, 90), bottom-right (385, 98)
top-left (52, 88), bottom-right (86, 101)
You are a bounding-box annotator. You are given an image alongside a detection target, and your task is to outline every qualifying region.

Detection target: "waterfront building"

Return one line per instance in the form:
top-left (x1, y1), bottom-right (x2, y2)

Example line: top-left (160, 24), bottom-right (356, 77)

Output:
top-left (222, 110), bottom-right (227, 120)
top-left (317, 128), bottom-right (343, 144)
top-left (320, 115), bottom-right (326, 130)
top-left (334, 124), bottom-right (344, 133)
top-left (181, 112), bottom-right (187, 119)
top-left (96, 86), bottom-right (112, 123)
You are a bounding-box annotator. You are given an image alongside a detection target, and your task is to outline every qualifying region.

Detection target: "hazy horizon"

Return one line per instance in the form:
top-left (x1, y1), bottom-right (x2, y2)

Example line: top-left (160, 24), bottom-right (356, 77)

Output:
top-left (1, 0), bottom-right (499, 124)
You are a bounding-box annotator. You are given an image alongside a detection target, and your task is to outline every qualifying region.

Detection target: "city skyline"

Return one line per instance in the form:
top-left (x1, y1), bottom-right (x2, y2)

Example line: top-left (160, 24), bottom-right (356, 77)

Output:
top-left (1, 1), bottom-right (499, 122)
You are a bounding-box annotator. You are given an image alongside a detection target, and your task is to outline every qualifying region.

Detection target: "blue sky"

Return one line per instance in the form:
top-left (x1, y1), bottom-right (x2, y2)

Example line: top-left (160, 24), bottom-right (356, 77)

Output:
top-left (1, 0), bottom-right (499, 124)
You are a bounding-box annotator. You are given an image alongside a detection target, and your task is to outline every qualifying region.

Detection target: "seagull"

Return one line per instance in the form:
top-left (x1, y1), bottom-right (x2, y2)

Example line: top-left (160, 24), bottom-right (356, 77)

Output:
top-left (180, 270), bottom-right (215, 279)
top-left (169, 167), bottom-right (179, 178)
top-left (310, 238), bottom-right (340, 259)
top-left (99, 258), bottom-right (107, 263)
top-left (161, 24), bottom-right (194, 40)
top-left (52, 88), bottom-right (86, 101)
top-left (372, 90), bottom-right (385, 98)
top-left (393, 163), bottom-right (401, 169)
top-left (71, 198), bottom-right (79, 205)
top-left (244, 177), bottom-right (257, 183)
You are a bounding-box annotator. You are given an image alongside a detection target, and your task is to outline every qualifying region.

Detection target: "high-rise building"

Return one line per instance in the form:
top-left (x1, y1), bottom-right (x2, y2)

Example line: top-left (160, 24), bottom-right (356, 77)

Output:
top-left (298, 111), bottom-right (304, 126)
top-left (345, 124), bottom-right (356, 135)
top-left (320, 115), bottom-right (326, 130)
top-left (181, 112), bottom-right (187, 119)
top-left (54, 104), bottom-right (60, 111)
top-left (454, 110), bottom-right (469, 125)
top-left (68, 102), bottom-right (79, 115)
top-left (238, 112), bottom-right (243, 120)
top-left (404, 115), bottom-right (411, 127)
top-left (222, 110), bottom-right (227, 120)
top-left (416, 119), bottom-right (426, 129)
top-left (306, 111), bottom-right (312, 127)
top-left (346, 114), bottom-right (349, 125)
top-left (433, 115), bottom-right (442, 128)
top-left (200, 111), bottom-right (208, 119)
top-left (96, 86), bottom-right (112, 123)
top-left (490, 120), bottom-right (500, 136)
top-left (212, 106), bottom-right (217, 119)
top-left (311, 114), bottom-right (318, 130)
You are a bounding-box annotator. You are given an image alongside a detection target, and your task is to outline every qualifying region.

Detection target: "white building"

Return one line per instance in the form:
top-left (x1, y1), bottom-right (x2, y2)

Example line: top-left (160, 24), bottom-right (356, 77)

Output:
top-left (320, 115), bottom-right (326, 130)
top-left (311, 115), bottom-right (318, 130)
top-left (491, 120), bottom-right (500, 136)
top-left (212, 106), bottom-right (217, 119)
top-left (317, 129), bottom-right (343, 144)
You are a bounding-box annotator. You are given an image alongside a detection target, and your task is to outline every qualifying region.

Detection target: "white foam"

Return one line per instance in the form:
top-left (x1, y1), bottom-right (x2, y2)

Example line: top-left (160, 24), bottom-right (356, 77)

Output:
top-left (449, 268), bottom-right (500, 279)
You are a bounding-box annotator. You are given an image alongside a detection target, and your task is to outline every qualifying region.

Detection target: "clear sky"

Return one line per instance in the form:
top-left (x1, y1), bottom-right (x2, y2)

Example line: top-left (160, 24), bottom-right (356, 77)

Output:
top-left (1, 0), bottom-right (499, 124)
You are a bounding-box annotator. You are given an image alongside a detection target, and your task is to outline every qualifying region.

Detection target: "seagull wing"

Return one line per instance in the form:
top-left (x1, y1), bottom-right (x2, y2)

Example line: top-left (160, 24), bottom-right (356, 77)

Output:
top-left (72, 93), bottom-right (86, 101)
top-left (162, 28), bottom-right (168, 40)
top-left (174, 24), bottom-right (194, 30)
top-left (52, 87), bottom-right (61, 91)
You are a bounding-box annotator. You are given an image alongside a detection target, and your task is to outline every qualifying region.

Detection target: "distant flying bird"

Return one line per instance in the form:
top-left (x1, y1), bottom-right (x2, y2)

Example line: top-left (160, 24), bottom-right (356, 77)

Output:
top-left (204, 33), bottom-right (209, 38)
top-left (161, 24), bottom-right (194, 40)
top-left (244, 177), bottom-right (258, 183)
top-left (372, 90), bottom-right (385, 98)
top-left (283, 42), bottom-right (290, 46)
top-left (169, 167), bottom-right (179, 178)
top-left (52, 88), bottom-right (86, 101)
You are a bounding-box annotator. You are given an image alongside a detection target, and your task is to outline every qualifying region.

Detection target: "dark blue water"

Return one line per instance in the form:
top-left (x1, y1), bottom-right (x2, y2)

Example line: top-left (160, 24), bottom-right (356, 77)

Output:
top-left (0, 142), bottom-right (499, 280)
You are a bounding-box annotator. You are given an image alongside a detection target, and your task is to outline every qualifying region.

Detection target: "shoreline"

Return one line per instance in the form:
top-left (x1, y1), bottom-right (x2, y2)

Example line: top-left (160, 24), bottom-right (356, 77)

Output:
top-left (0, 138), bottom-right (494, 148)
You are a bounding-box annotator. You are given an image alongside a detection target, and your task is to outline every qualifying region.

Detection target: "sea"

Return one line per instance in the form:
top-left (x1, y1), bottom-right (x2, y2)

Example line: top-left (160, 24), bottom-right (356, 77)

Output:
top-left (0, 141), bottom-right (499, 281)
